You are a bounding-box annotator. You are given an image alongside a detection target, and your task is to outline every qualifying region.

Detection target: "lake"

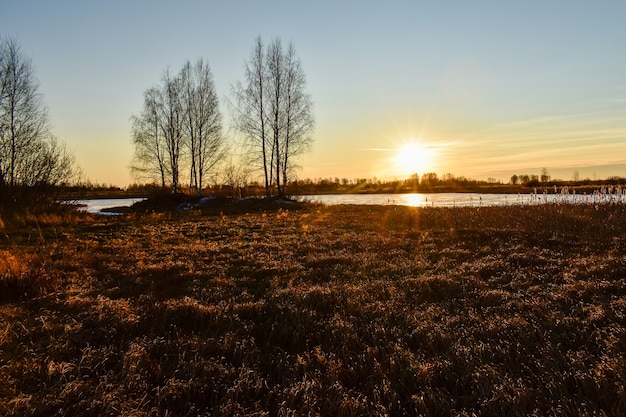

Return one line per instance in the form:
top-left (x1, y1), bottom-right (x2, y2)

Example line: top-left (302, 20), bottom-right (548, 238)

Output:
top-left (301, 192), bottom-right (623, 207)
top-left (73, 191), bottom-right (623, 213)
top-left (73, 198), bottom-right (146, 214)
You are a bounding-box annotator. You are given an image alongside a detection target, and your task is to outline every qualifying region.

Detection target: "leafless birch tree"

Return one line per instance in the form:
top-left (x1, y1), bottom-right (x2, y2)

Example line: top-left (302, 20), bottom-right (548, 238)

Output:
top-left (160, 70), bottom-right (185, 193)
top-left (0, 37), bottom-right (77, 210)
top-left (0, 37), bottom-right (50, 188)
top-left (181, 59), bottom-right (224, 196)
top-left (266, 39), bottom-right (284, 196)
top-left (131, 71), bottom-right (184, 193)
top-left (131, 61), bottom-right (224, 194)
top-left (230, 36), bottom-right (314, 198)
top-left (280, 43), bottom-right (314, 196)
top-left (230, 37), bottom-right (271, 195)
top-left (131, 87), bottom-right (168, 187)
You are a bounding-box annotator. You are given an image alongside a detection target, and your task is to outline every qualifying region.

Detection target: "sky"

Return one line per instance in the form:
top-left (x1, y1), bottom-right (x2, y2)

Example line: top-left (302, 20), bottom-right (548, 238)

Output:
top-left (2, 1), bottom-right (626, 186)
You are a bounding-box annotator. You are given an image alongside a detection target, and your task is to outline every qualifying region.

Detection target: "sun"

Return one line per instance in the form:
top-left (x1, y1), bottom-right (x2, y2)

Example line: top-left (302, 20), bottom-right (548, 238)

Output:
top-left (393, 141), bottom-right (436, 176)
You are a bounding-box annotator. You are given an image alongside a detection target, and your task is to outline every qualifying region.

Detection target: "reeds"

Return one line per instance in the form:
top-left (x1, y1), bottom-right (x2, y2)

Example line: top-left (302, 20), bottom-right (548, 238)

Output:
top-left (0, 250), bottom-right (49, 302)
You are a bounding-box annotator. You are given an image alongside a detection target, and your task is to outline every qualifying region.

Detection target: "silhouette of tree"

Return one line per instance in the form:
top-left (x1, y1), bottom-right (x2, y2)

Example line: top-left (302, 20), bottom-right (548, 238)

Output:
top-left (180, 60), bottom-right (224, 195)
top-left (231, 36), bottom-right (314, 197)
top-left (131, 60), bottom-right (224, 194)
top-left (230, 37), bottom-right (270, 195)
top-left (0, 37), bottom-right (77, 211)
top-left (131, 87), bottom-right (168, 188)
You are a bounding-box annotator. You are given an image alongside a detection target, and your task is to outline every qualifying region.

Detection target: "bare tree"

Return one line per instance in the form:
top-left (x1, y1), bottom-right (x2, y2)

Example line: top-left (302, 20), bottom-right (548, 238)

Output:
top-left (131, 71), bottom-right (184, 193)
top-left (131, 61), bottom-right (224, 195)
top-left (0, 37), bottom-right (49, 187)
top-left (230, 36), bottom-right (314, 198)
top-left (130, 87), bottom-right (168, 187)
top-left (181, 59), bottom-right (224, 196)
top-left (230, 36), bottom-right (271, 195)
top-left (266, 38), bottom-right (285, 196)
top-left (0, 37), bottom-right (77, 211)
top-left (280, 42), bottom-right (314, 196)
top-left (160, 70), bottom-right (185, 193)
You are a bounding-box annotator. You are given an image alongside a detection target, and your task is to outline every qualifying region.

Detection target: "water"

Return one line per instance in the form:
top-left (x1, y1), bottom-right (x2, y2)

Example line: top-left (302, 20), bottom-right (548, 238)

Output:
top-left (300, 192), bottom-right (625, 207)
top-left (73, 198), bottom-right (146, 214)
top-left (72, 191), bottom-right (625, 213)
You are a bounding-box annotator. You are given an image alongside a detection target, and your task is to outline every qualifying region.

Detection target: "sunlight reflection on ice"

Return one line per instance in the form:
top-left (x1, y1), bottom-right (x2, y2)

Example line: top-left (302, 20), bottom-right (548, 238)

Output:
top-left (304, 192), bottom-right (625, 207)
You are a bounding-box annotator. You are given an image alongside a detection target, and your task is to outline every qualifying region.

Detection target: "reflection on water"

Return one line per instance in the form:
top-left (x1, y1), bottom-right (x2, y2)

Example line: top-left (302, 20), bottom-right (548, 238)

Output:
top-left (302, 192), bottom-right (624, 207)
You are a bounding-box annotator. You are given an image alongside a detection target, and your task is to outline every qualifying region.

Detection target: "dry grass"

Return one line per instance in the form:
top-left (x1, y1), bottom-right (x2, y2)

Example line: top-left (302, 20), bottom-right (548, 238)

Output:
top-left (1, 203), bottom-right (626, 416)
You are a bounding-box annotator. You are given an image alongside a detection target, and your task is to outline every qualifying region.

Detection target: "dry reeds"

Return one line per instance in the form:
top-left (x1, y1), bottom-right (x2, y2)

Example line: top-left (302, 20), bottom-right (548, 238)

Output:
top-left (1, 203), bottom-right (626, 416)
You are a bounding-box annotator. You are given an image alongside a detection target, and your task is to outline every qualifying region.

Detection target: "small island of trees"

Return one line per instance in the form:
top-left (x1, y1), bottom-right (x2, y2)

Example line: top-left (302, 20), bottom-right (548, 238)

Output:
top-left (130, 36), bottom-right (314, 200)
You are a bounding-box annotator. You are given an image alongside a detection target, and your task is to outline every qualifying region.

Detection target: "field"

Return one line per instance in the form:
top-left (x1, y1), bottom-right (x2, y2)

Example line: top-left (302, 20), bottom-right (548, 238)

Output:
top-left (1, 202), bottom-right (625, 416)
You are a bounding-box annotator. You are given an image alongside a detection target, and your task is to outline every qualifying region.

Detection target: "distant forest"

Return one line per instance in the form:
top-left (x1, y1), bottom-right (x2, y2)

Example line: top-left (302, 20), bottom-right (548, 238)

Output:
top-left (73, 171), bottom-right (626, 199)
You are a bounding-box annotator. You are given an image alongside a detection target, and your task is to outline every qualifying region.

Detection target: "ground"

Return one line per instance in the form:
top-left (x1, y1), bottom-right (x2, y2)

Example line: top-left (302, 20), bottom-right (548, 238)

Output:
top-left (1, 202), bottom-right (625, 416)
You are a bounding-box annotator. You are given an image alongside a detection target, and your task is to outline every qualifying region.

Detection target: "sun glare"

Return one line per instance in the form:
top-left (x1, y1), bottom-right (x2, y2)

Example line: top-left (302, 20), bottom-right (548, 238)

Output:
top-left (393, 142), bottom-right (436, 176)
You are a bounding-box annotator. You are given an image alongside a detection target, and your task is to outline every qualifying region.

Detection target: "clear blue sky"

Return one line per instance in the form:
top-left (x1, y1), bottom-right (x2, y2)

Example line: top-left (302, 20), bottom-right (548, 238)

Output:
top-left (2, 1), bottom-right (626, 186)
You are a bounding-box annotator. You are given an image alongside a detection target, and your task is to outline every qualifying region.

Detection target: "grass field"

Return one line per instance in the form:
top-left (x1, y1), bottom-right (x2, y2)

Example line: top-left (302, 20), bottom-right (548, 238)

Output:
top-left (1, 203), bottom-right (625, 416)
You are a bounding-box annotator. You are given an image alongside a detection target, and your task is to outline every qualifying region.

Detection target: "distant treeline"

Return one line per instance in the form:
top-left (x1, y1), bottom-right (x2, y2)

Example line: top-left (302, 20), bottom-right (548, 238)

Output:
top-left (287, 174), bottom-right (510, 194)
top-left (68, 172), bottom-right (626, 199)
top-left (286, 173), bottom-right (626, 194)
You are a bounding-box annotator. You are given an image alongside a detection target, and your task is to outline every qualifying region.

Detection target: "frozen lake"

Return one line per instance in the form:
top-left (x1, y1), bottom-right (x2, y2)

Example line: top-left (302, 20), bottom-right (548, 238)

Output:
top-left (72, 198), bottom-right (146, 214)
top-left (71, 191), bottom-right (624, 214)
top-left (301, 192), bottom-right (624, 207)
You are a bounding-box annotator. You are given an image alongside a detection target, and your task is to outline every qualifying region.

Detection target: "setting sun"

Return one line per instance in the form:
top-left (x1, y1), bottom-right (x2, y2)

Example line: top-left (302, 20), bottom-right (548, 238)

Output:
top-left (393, 142), bottom-right (437, 176)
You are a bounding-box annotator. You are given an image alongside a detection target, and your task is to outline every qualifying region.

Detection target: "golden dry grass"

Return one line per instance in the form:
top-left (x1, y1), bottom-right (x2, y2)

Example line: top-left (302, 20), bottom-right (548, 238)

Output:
top-left (1, 203), bottom-right (625, 416)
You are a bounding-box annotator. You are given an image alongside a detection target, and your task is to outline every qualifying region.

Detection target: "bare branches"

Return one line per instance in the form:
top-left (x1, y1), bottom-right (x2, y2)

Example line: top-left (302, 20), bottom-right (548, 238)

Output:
top-left (131, 87), bottom-right (169, 187)
top-left (230, 36), bottom-right (314, 198)
top-left (0, 37), bottom-right (49, 187)
top-left (131, 60), bottom-right (225, 194)
top-left (181, 59), bottom-right (224, 195)
top-left (230, 36), bottom-right (270, 194)
top-left (0, 37), bottom-right (77, 211)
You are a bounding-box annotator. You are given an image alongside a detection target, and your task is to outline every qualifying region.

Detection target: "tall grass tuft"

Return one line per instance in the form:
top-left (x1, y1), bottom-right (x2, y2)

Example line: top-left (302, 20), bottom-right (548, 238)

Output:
top-left (0, 250), bottom-right (49, 302)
